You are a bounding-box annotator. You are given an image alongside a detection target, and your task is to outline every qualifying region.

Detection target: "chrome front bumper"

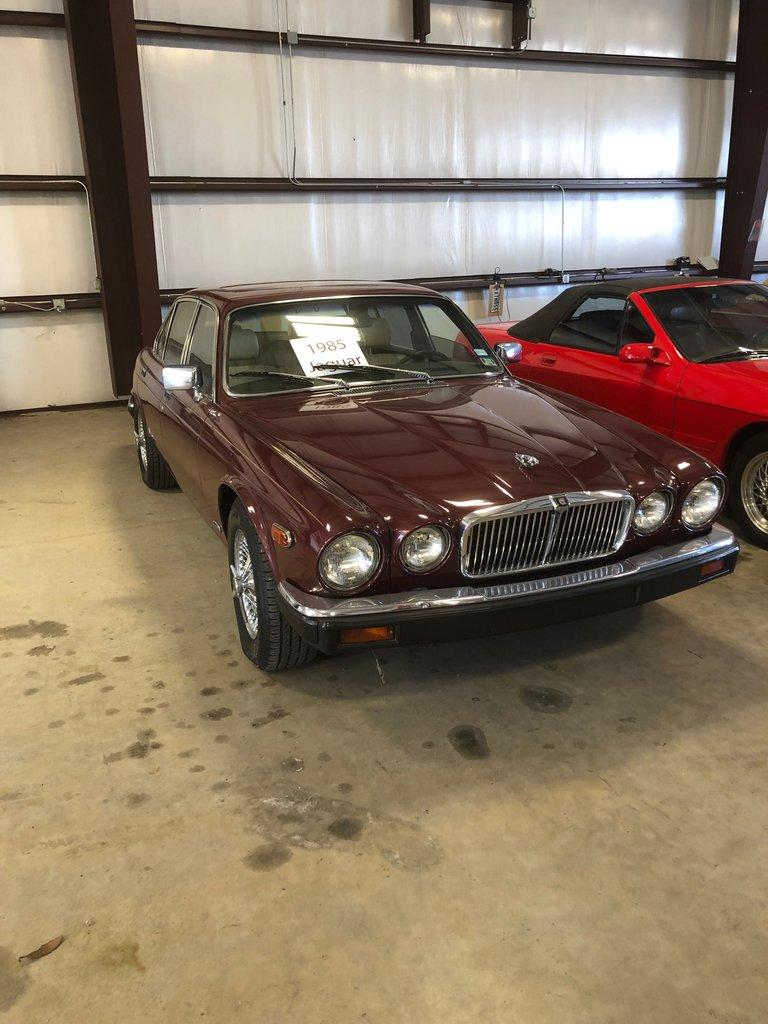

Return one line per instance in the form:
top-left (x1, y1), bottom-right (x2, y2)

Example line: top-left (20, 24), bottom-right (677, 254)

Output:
top-left (278, 524), bottom-right (739, 623)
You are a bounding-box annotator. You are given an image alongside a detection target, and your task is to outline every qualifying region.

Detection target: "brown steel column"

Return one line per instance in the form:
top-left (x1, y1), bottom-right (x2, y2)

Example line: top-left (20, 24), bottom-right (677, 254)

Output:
top-left (510, 1), bottom-right (530, 50)
top-left (63, 0), bottom-right (160, 396)
top-left (412, 0), bottom-right (430, 43)
top-left (719, 0), bottom-right (768, 280)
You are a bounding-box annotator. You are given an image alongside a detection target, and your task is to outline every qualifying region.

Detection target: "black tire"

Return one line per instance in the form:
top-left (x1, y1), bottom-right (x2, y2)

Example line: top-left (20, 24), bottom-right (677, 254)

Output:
top-left (227, 500), bottom-right (316, 672)
top-left (729, 430), bottom-right (768, 549)
top-left (134, 406), bottom-right (176, 490)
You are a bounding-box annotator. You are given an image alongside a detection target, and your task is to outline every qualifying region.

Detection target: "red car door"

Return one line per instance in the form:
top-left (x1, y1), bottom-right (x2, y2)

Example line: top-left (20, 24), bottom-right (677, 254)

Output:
top-left (505, 293), bottom-right (683, 437)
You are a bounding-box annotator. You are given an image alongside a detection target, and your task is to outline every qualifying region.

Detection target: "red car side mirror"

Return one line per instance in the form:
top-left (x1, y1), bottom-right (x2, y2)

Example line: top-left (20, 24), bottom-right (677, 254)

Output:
top-left (618, 342), bottom-right (671, 367)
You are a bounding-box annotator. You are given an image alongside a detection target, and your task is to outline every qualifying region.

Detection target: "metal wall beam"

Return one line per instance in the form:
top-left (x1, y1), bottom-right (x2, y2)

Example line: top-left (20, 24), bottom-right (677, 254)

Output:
top-left (0, 175), bottom-right (727, 195)
top-left (62, 0), bottom-right (160, 397)
top-left (135, 20), bottom-right (733, 74)
top-left (718, 0), bottom-right (768, 279)
top-left (7, 265), bottom-right (768, 316)
top-left (0, 11), bottom-right (733, 74)
top-left (148, 176), bottom-right (726, 194)
top-left (0, 10), bottom-right (64, 28)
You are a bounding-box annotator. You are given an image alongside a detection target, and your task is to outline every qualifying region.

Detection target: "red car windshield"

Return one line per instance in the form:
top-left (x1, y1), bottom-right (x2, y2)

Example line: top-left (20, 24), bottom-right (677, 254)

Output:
top-left (643, 283), bottom-right (768, 364)
top-left (225, 297), bottom-right (501, 395)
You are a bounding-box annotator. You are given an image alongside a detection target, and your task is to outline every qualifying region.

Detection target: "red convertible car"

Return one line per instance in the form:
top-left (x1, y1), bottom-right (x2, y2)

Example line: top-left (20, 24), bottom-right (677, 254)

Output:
top-left (479, 278), bottom-right (768, 548)
top-left (129, 281), bottom-right (738, 671)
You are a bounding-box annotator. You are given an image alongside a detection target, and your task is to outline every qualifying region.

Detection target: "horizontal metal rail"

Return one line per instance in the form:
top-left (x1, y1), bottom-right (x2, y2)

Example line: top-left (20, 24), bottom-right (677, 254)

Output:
top-left (0, 10), bottom-right (735, 74)
top-left (0, 175), bottom-right (728, 194)
top-left (4, 265), bottom-right (767, 316)
top-left (148, 176), bottom-right (728, 194)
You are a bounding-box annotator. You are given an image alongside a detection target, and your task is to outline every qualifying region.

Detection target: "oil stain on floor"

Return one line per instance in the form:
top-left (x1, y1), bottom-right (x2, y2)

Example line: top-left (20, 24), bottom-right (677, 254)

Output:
top-left (447, 725), bottom-right (490, 760)
top-left (0, 620), bottom-right (68, 641)
top-left (244, 843), bottom-right (292, 871)
top-left (519, 686), bottom-right (573, 714)
top-left (0, 946), bottom-right (28, 1012)
top-left (241, 781), bottom-right (441, 872)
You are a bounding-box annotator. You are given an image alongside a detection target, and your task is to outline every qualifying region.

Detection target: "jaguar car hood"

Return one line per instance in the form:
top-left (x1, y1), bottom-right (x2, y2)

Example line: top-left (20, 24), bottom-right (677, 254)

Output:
top-left (229, 377), bottom-right (692, 522)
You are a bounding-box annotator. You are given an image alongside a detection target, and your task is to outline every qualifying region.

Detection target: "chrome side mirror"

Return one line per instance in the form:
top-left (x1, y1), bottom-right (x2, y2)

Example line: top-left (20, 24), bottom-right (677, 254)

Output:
top-left (162, 365), bottom-right (199, 391)
top-left (498, 341), bottom-right (523, 364)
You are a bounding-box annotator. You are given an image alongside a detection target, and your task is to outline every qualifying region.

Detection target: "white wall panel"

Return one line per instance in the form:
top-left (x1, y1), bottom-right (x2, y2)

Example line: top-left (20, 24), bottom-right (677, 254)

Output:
top-left (452, 283), bottom-right (574, 323)
top-left (152, 190), bottom-right (722, 291)
top-left (3, 1), bottom-right (63, 10)
top-left (0, 28), bottom-right (82, 174)
top-left (0, 194), bottom-right (97, 295)
top-left (134, 0), bottom-right (411, 39)
top-left (138, 40), bottom-right (284, 178)
top-left (0, 311), bottom-right (112, 412)
top-left (140, 42), bottom-right (732, 180)
top-left (431, 1), bottom-right (738, 61)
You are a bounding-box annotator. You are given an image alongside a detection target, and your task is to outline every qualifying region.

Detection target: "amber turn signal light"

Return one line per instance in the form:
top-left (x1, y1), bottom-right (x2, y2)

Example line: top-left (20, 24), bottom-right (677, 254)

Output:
top-left (340, 626), bottom-right (394, 645)
top-left (700, 559), bottom-right (726, 579)
top-left (271, 524), bottom-right (294, 548)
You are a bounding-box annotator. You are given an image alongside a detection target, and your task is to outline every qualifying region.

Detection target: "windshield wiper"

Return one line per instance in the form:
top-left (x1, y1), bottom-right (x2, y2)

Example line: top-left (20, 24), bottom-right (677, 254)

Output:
top-left (228, 369), bottom-right (348, 389)
top-left (312, 363), bottom-right (435, 385)
top-left (701, 349), bottom-right (768, 365)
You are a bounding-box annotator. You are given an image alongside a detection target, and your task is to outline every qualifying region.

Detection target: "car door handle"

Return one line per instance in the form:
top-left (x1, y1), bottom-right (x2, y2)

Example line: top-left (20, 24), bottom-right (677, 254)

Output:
top-left (541, 356), bottom-right (557, 367)
top-left (140, 366), bottom-right (147, 378)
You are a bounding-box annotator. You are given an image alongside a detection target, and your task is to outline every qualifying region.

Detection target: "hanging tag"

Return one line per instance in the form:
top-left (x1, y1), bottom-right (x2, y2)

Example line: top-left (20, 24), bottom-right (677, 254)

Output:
top-left (488, 279), bottom-right (505, 318)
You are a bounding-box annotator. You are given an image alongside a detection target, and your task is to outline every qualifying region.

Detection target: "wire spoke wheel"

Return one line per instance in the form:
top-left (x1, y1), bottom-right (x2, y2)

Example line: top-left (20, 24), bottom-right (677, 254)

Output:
top-left (135, 416), bottom-right (148, 470)
top-left (741, 452), bottom-right (768, 536)
top-left (230, 528), bottom-right (259, 639)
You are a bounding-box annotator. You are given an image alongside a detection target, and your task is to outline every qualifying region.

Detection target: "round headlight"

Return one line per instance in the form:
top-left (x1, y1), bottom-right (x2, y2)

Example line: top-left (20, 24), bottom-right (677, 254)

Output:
top-left (318, 533), bottom-right (380, 591)
top-left (633, 491), bottom-right (671, 535)
top-left (400, 526), bottom-right (449, 573)
top-left (681, 478), bottom-right (724, 530)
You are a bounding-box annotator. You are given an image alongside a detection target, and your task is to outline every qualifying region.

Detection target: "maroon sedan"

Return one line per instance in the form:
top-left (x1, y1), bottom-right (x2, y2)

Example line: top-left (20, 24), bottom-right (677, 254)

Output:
top-left (129, 281), bottom-right (738, 671)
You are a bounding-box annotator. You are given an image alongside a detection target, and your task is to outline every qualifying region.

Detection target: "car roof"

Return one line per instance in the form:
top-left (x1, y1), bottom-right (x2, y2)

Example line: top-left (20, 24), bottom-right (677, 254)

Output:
top-left (509, 276), bottom-right (747, 341)
top-left (182, 280), bottom-right (443, 312)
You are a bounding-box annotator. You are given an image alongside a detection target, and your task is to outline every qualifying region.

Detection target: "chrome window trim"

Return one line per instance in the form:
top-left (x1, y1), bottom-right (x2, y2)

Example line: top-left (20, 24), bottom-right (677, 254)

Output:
top-left (162, 297), bottom-right (199, 367)
top-left (180, 297), bottom-right (220, 401)
top-left (459, 490), bottom-right (635, 579)
top-left (153, 306), bottom-right (174, 360)
top-left (220, 294), bottom-right (502, 399)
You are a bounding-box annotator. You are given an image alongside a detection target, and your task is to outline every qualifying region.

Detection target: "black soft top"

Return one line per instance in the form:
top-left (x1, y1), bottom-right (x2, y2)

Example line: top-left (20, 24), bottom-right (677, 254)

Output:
top-left (509, 276), bottom-right (694, 340)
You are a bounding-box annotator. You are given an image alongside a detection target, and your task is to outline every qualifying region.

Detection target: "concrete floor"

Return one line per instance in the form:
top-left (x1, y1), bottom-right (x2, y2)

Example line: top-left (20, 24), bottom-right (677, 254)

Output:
top-left (1, 405), bottom-right (767, 1023)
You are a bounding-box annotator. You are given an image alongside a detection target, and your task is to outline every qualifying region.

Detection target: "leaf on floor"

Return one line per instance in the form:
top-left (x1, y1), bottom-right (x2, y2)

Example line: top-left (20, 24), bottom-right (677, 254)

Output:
top-left (18, 935), bottom-right (64, 964)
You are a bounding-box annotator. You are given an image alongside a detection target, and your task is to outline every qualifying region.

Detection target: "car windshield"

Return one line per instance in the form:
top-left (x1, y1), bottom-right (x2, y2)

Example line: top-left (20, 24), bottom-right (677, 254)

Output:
top-left (225, 296), bottom-right (501, 395)
top-left (643, 283), bottom-right (768, 364)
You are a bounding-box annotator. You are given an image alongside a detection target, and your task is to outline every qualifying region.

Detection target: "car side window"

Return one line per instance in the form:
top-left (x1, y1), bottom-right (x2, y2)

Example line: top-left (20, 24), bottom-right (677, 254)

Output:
top-left (621, 301), bottom-right (655, 345)
top-left (549, 296), bottom-right (627, 355)
top-left (163, 300), bottom-right (197, 365)
top-left (153, 308), bottom-right (173, 359)
top-left (184, 303), bottom-right (217, 396)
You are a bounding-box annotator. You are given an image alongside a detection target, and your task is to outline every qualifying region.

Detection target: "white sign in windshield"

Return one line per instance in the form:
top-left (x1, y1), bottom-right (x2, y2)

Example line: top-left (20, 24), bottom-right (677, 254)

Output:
top-left (287, 314), bottom-right (370, 377)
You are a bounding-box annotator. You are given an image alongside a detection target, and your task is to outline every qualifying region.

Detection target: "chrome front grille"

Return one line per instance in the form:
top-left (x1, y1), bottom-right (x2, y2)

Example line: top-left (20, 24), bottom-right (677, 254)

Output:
top-left (461, 491), bottom-right (634, 579)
